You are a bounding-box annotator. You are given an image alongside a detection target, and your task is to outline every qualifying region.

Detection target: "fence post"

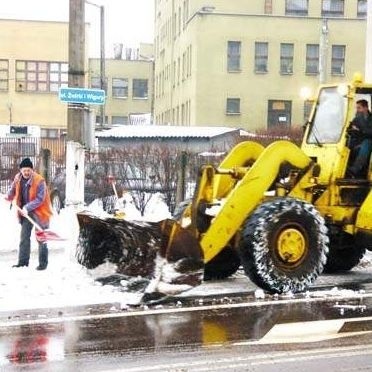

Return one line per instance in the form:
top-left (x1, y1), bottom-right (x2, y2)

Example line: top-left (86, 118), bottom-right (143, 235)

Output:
top-left (40, 148), bottom-right (51, 185)
top-left (176, 151), bottom-right (187, 206)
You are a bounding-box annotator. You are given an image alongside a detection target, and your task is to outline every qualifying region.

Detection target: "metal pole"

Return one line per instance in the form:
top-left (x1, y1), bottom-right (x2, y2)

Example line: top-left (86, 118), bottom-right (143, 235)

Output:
top-left (68, 0), bottom-right (86, 143)
top-left (319, 18), bottom-right (329, 84)
top-left (100, 5), bottom-right (106, 127)
top-left (40, 149), bottom-right (51, 186)
top-left (366, 0), bottom-right (372, 82)
top-left (66, 0), bottom-right (86, 208)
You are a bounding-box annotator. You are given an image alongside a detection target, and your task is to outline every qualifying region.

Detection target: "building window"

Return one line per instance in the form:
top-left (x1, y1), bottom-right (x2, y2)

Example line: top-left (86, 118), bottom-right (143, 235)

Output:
top-left (188, 45), bottom-right (192, 77)
top-left (173, 61), bottom-right (176, 88)
top-left (321, 0), bottom-right (344, 17)
top-left (112, 78), bottom-right (128, 98)
top-left (331, 45), bottom-right (345, 75)
top-left (177, 57), bottom-right (181, 85)
top-left (112, 116), bottom-right (128, 125)
top-left (178, 6), bottom-right (182, 35)
top-left (280, 43), bottom-right (294, 74)
top-left (285, 0), bottom-right (309, 16)
top-left (90, 76), bottom-right (107, 91)
top-left (182, 52), bottom-right (186, 81)
top-left (133, 79), bottom-right (148, 99)
top-left (264, 0), bottom-right (273, 14)
top-left (226, 98), bottom-right (241, 115)
top-left (268, 100), bottom-right (292, 127)
top-left (357, 0), bottom-right (367, 18)
top-left (255, 42), bottom-right (269, 73)
top-left (227, 41), bottom-right (241, 72)
top-left (0, 60), bottom-right (9, 91)
top-left (306, 44), bottom-right (319, 74)
top-left (95, 115), bottom-right (108, 124)
top-left (41, 128), bottom-right (59, 138)
top-left (183, 0), bottom-right (189, 28)
top-left (16, 61), bottom-right (68, 93)
top-left (304, 100), bottom-right (313, 122)
top-left (49, 63), bottom-right (68, 92)
top-left (91, 77), bottom-right (100, 89)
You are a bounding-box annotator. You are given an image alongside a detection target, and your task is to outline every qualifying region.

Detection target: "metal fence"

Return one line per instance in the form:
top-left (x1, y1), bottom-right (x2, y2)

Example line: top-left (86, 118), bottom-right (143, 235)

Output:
top-left (0, 132), bottom-right (295, 210)
top-left (0, 137), bottom-right (66, 193)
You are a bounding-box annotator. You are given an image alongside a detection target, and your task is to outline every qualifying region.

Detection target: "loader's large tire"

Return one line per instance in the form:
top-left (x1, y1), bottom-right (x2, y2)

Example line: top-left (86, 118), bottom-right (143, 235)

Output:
top-left (239, 198), bottom-right (329, 294)
top-left (324, 231), bottom-right (366, 273)
top-left (204, 247), bottom-right (241, 281)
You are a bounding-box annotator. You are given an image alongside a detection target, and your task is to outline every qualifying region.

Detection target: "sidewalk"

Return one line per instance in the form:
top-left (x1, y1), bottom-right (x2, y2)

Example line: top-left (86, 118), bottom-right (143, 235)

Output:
top-left (0, 247), bottom-right (144, 312)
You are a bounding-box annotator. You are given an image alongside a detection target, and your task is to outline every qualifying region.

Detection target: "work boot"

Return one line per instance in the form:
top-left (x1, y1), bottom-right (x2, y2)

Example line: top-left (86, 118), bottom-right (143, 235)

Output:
top-left (12, 263), bottom-right (28, 268)
top-left (36, 265), bottom-right (47, 271)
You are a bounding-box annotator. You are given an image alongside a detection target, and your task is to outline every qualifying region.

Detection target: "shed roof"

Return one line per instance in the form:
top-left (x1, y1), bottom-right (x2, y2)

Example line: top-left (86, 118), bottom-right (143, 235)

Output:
top-left (96, 125), bottom-right (249, 139)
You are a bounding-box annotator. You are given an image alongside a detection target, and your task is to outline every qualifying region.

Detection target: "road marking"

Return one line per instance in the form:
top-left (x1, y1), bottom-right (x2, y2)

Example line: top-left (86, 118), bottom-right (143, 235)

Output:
top-left (233, 316), bottom-right (372, 345)
top-left (250, 318), bottom-right (372, 344)
top-left (98, 344), bottom-right (372, 372)
top-left (1, 291), bottom-right (372, 328)
top-left (251, 349), bottom-right (372, 366)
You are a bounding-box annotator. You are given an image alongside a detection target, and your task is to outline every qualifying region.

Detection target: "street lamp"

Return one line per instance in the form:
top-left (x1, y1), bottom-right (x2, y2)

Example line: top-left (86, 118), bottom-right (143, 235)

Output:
top-left (85, 0), bottom-right (106, 127)
top-left (186, 5), bottom-right (216, 26)
top-left (319, 18), bottom-right (329, 84)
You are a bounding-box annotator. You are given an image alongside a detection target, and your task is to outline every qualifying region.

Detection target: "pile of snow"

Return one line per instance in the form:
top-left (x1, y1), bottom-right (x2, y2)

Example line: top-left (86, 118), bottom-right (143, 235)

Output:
top-left (86, 192), bottom-right (171, 222)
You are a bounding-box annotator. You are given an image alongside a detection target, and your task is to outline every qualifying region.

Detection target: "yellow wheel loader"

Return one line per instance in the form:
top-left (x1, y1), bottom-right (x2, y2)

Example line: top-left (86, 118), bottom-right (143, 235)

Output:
top-left (77, 75), bottom-right (372, 295)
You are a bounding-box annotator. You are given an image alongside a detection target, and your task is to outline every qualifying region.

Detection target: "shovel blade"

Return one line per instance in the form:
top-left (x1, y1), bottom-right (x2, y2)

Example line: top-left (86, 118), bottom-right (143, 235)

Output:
top-left (35, 230), bottom-right (65, 243)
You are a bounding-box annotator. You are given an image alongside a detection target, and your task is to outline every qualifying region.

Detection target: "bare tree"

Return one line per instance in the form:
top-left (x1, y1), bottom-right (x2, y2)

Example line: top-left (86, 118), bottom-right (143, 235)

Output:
top-left (110, 145), bottom-right (159, 216)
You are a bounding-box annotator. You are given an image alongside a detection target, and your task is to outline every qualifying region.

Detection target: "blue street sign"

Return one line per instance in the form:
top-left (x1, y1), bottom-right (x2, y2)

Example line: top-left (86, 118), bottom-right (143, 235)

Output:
top-left (59, 87), bottom-right (106, 105)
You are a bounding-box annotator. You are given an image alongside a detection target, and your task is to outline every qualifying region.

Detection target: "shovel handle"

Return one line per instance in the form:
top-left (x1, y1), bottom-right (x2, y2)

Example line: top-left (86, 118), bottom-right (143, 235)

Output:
top-left (112, 182), bottom-right (119, 198)
top-left (14, 205), bottom-right (43, 231)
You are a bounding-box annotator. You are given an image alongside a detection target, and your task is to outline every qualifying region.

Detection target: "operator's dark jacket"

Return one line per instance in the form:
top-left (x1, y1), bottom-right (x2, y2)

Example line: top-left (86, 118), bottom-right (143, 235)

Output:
top-left (349, 112), bottom-right (372, 146)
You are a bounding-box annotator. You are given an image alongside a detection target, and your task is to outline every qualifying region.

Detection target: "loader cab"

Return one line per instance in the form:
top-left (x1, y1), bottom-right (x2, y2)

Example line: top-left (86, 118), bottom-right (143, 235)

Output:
top-left (301, 78), bottom-right (372, 183)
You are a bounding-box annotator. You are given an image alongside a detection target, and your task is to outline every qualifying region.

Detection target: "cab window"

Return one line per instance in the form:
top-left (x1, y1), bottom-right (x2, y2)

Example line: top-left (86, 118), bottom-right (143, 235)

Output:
top-left (307, 87), bottom-right (347, 144)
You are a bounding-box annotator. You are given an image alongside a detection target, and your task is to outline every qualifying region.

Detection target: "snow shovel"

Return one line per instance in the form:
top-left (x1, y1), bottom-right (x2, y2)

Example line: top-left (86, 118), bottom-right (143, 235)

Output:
top-left (107, 175), bottom-right (126, 219)
top-left (14, 205), bottom-right (65, 243)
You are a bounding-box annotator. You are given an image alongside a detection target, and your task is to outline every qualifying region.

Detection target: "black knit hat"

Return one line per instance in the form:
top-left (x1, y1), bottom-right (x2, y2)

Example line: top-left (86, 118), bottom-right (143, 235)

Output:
top-left (19, 158), bottom-right (33, 169)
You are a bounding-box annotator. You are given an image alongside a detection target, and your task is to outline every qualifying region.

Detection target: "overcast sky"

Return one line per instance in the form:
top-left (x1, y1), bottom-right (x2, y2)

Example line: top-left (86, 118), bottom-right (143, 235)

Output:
top-left (1, 0), bottom-right (155, 57)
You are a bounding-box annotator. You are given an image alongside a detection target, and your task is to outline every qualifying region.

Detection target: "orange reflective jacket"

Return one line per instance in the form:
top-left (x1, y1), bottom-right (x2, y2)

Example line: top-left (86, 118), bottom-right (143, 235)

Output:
top-left (14, 172), bottom-right (52, 226)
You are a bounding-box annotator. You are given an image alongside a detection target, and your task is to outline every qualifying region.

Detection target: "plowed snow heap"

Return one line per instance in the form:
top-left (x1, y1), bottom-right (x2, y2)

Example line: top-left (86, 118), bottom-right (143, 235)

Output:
top-left (76, 213), bottom-right (204, 297)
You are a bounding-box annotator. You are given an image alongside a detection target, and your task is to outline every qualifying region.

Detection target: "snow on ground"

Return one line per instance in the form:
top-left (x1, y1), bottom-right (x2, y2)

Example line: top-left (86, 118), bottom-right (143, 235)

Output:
top-left (0, 193), bottom-right (169, 312)
top-left (1, 192), bottom-right (372, 313)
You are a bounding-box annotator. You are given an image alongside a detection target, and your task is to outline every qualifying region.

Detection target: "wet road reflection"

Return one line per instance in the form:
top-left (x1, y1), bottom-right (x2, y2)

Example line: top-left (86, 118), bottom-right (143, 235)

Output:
top-left (1, 296), bottom-right (372, 369)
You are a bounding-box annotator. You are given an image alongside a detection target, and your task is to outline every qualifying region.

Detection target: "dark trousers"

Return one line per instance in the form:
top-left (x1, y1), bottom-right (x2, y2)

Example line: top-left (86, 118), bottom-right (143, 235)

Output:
top-left (349, 139), bottom-right (372, 176)
top-left (18, 218), bottom-right (48, 268)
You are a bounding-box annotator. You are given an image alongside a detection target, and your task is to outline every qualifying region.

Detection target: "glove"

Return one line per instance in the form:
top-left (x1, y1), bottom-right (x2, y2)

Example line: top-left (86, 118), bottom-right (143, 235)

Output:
top-left (21, 206), bottom-right (28, 216)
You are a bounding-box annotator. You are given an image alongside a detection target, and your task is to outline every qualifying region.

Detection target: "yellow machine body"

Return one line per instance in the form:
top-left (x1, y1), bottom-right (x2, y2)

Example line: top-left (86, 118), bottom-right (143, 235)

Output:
top-left (175, 76), bottom-right (372, 265)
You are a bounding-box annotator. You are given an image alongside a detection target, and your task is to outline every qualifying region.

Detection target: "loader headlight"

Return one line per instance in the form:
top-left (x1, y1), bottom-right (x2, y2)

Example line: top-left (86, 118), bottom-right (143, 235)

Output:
top-left (337, 84), bottom-right (349, 96)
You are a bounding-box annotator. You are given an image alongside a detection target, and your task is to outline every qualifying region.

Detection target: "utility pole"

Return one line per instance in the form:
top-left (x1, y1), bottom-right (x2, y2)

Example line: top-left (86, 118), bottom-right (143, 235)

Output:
top-left (319, 18), bottom-right (329, 84)
top-left (100, 5), bottom-right (106, 127)
top-left (86, 1), bottom-right (106, 127)
top-left (366, 0), bottom-right (372, 82)
top-left (66, 0), bottom-right (86, 208)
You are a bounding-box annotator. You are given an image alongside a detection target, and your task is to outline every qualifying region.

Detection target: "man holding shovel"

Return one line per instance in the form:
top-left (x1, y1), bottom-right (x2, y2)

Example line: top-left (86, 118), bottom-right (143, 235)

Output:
top-left (5, 158), bottom-right (52, 270)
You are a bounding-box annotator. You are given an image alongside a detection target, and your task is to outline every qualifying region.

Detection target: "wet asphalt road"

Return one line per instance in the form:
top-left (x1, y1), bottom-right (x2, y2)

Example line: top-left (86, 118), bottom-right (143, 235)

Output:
top-left (2, 274), bottom-right (372, 371)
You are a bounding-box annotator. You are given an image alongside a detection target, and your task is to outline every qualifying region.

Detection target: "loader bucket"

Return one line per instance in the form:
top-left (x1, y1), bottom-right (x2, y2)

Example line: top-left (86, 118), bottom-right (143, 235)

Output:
top-left (76, 213), bottom-right (204, 296)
